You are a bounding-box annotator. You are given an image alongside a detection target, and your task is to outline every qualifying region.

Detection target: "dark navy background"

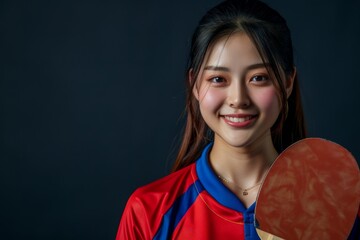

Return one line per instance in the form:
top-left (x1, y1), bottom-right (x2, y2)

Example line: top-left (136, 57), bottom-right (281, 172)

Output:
top-left (1, 0), bottom-right (359, 239)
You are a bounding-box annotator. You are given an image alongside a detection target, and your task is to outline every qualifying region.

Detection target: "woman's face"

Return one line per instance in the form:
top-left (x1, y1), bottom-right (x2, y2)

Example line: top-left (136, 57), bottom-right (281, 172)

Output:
top-left (194, 33), bottom-right (287, 149)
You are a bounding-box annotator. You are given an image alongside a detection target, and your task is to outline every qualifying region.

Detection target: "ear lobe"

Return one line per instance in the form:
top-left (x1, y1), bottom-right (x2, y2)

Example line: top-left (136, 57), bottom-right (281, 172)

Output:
top-left (189, 69), bottom-right (200, 100)
top-left (286, 67), bottom-right (296, 98)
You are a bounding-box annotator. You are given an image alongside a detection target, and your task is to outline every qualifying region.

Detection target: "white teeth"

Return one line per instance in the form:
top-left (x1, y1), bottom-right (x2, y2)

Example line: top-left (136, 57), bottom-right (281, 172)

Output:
top-left (224, 116), bottom-right (252, 123)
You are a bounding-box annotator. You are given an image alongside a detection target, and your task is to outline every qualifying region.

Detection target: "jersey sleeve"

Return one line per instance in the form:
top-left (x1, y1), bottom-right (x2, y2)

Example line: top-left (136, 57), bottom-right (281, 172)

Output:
top-left (115, 192), bottom-right (150, 240)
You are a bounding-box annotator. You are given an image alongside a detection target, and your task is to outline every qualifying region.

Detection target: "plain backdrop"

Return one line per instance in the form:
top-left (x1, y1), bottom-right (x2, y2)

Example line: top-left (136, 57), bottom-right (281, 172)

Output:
top-left (1, 0), bottom-right (359, 239)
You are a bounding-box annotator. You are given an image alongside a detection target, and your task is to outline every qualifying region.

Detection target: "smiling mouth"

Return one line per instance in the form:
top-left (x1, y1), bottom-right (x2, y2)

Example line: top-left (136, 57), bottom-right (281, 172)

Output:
top-left (224, 115), bottom-right (255, 123)
top-left (222, 114), bottom-right (258, 127)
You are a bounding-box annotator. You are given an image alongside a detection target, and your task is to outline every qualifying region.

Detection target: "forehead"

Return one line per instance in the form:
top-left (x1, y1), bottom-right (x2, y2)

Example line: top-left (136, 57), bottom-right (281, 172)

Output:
top-left (204, 32), bottom-right (263, 68)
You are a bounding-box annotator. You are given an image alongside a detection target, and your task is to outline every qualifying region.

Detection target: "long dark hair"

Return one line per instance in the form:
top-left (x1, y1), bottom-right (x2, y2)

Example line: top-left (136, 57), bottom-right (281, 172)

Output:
top-left (173, 0), bottom-right (306, 171)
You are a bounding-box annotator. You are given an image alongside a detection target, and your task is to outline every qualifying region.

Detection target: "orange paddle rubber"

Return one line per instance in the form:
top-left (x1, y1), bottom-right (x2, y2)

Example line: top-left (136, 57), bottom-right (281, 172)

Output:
top-left (255, 138), bottom-right (360, 240)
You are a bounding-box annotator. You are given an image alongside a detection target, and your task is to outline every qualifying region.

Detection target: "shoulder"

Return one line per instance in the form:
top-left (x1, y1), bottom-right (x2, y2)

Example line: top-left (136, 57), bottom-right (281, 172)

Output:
top-left (117, 164), bottom-right (197, 239)
top-left (130, 163), bottom-right (196, 204)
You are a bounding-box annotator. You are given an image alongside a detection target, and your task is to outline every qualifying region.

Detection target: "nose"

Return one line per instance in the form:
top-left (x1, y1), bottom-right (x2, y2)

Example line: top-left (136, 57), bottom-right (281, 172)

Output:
top-left (227, 81), bottom-right (250, 108)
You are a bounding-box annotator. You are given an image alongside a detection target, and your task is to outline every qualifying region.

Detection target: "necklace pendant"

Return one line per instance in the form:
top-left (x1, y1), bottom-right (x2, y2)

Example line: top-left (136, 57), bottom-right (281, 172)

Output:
top-left (243, 191), bottom-right (248, 196)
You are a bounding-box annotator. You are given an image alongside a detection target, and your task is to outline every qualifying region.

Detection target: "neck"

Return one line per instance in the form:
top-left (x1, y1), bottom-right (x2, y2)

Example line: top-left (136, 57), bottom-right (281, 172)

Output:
top-left (209, 133), bottom-right (278, 186)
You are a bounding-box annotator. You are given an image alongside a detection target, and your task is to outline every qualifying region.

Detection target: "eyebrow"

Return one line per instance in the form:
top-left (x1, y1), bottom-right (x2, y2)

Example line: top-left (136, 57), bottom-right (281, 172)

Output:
top-left (204, 63), bottom-right (270, 72)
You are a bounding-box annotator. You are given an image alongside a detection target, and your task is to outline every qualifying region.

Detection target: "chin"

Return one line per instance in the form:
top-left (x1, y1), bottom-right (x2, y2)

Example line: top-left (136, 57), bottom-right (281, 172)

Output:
top-left (218, 135), bottom-right (254, 148)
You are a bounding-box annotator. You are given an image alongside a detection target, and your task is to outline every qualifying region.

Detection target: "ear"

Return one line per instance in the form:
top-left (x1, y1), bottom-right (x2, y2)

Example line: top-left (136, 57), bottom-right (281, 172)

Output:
top-left (189, 69), bottom-right (200, 100)
top-left (285, 67), bottom-right (296, 99)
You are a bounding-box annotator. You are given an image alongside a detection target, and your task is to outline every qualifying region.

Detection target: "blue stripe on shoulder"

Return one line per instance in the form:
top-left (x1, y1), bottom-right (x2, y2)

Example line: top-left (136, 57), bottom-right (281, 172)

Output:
top-left (153, 180), bottom-right (204, 240)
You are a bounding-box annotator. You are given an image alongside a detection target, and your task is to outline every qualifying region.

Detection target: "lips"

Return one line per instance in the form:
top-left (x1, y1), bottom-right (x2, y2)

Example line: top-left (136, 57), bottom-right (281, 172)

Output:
top-left (221, 114), bottom-right (257, 127)
top-left (224, 115), bottom-right (253, 123)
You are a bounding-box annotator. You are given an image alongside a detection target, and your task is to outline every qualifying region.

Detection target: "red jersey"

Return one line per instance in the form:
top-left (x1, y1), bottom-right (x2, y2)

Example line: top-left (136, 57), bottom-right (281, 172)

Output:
top-left (116, 144), bottom-right (260, 239)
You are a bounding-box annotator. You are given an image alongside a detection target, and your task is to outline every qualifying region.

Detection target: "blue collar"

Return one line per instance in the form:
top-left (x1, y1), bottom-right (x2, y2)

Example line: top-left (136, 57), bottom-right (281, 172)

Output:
top-left (195, 143), bottom-right (255, 213)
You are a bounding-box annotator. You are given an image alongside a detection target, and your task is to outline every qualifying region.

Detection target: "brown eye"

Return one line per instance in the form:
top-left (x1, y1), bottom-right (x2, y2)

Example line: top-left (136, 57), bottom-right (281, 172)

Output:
top-left (251, 75), bottom-right (269, 82)
top-left (210, 76), bottom-right (225, 83)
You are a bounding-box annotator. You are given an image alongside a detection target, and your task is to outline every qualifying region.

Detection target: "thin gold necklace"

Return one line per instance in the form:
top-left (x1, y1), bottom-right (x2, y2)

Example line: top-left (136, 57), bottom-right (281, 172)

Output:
top-left (217, 175), bottom-right (262, 196)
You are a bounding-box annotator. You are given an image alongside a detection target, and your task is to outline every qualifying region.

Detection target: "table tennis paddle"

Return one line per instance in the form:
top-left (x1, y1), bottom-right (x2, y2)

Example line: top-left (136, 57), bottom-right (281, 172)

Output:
top-left (255, 138), bottom-right (360, 240)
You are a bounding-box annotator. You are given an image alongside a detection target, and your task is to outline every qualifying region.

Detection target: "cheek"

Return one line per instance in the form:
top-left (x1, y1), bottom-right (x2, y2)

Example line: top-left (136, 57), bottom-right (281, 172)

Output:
top-left (198, 86), bottom-right (225, 113)
top-left (254, 88), bottom-right (280, 113)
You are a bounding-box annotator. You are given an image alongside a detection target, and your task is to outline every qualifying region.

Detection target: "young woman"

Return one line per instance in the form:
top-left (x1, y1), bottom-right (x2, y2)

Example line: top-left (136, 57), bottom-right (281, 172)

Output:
top-left (116, 0), bottom-right (358, 239)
